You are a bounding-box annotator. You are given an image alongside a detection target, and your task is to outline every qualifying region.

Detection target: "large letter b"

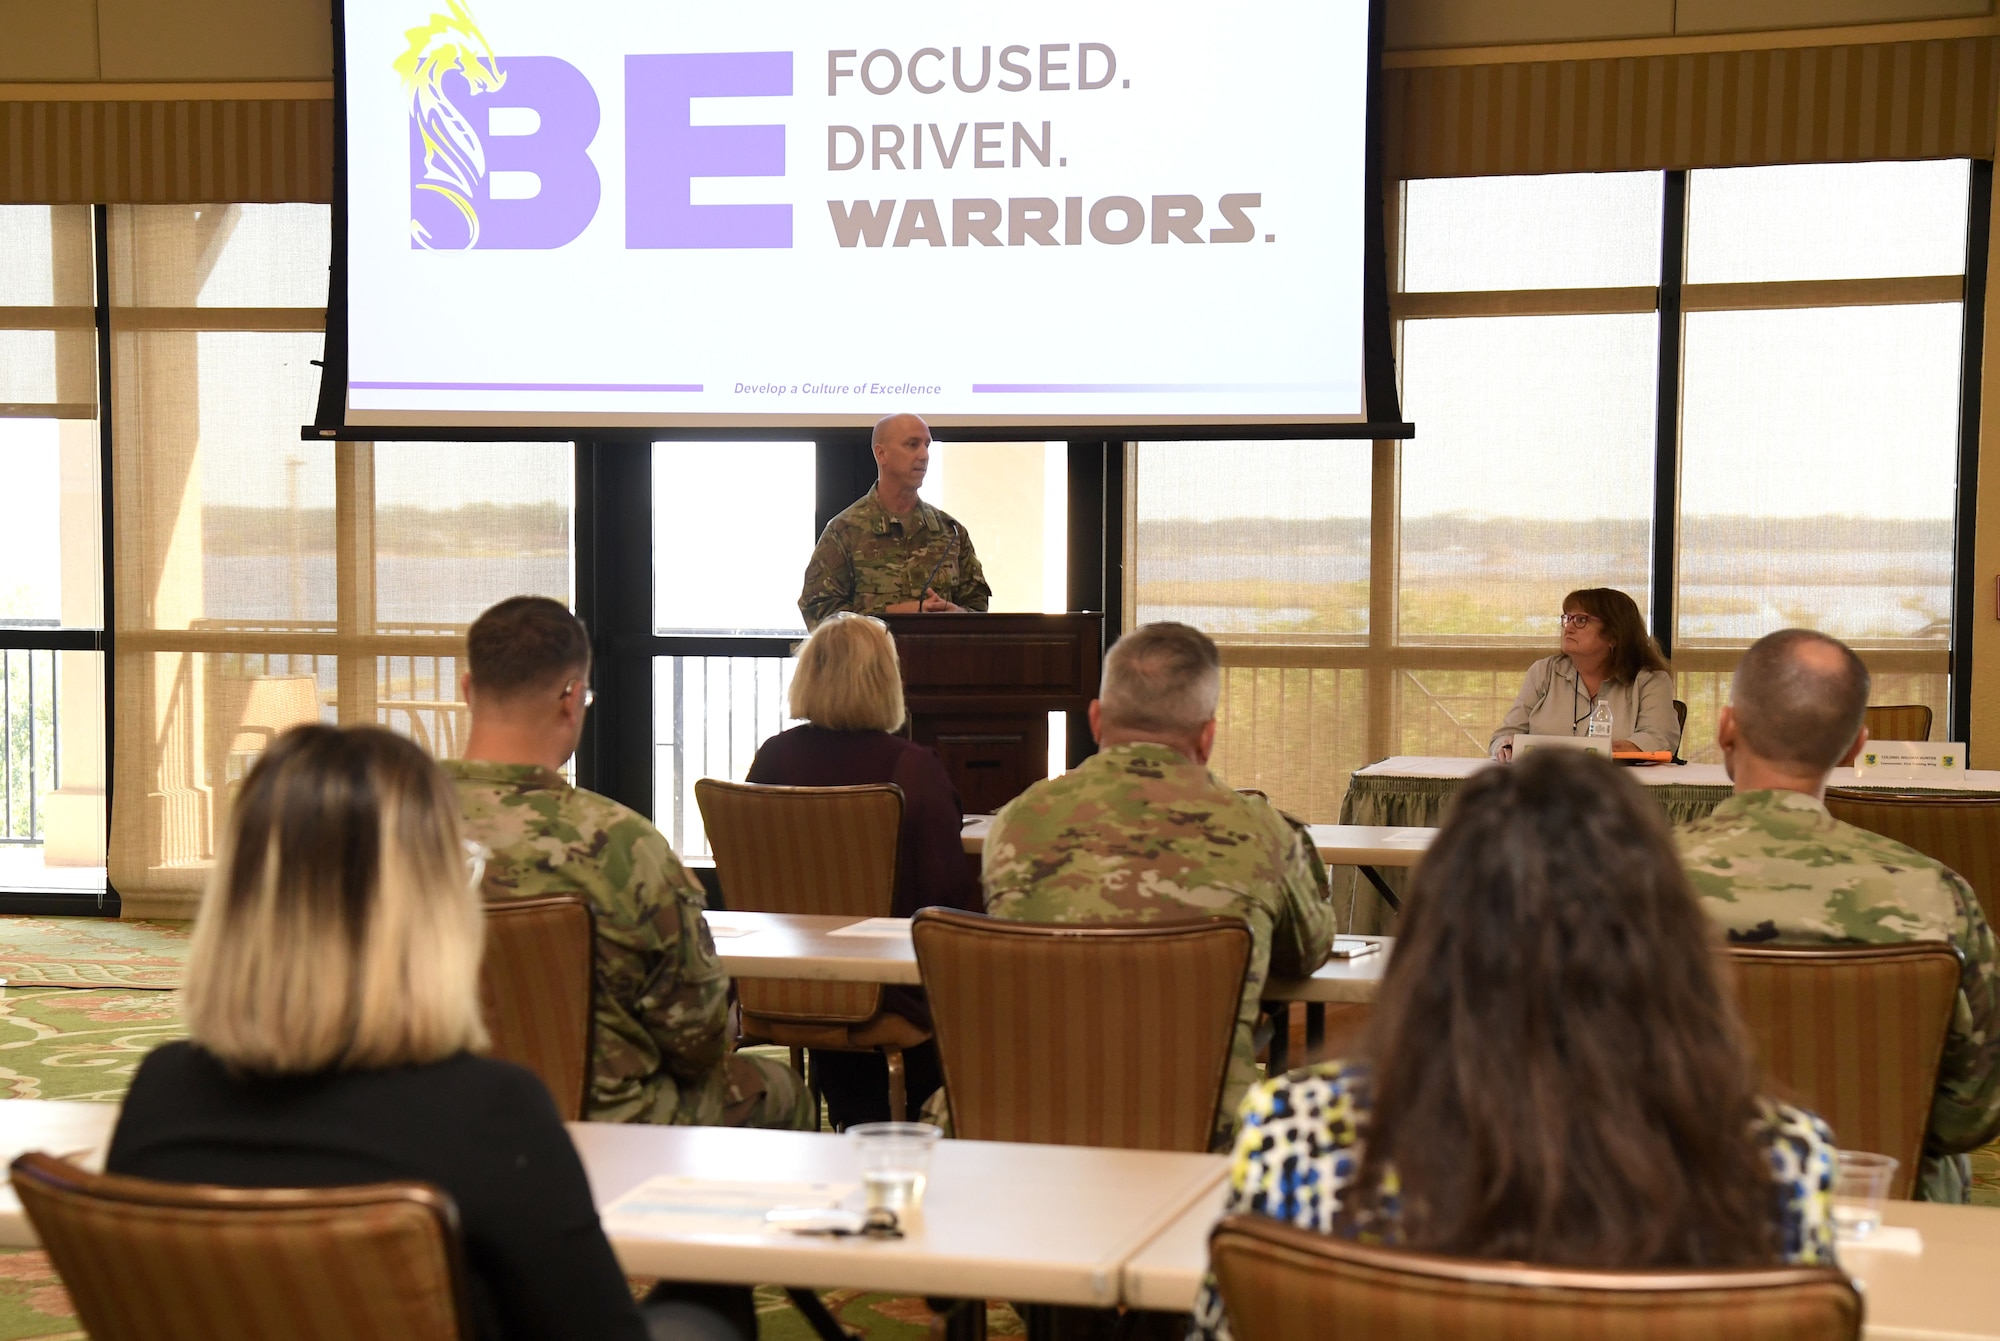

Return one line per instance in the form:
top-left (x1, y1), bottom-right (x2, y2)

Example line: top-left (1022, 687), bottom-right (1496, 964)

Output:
top-left (626, 52), bottom-right (793, 249)
top-left (477, 56), bottom-right (601, 249)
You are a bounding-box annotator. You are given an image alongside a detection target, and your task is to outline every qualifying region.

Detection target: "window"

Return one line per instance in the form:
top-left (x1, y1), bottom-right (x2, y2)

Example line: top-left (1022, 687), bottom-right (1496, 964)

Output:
top-left (104, 204), bottom-right (573, 910)
top-left (1127, 162), bottom-right (1974, 821)
top-left (1674, 160), bottom-right (1969, 758)
top-left (0, 205), bottom-right (105, 896)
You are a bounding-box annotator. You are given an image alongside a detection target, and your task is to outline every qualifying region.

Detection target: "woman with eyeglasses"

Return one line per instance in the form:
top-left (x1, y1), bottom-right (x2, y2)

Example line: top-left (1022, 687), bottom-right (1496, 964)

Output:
top-left (107, 725), bottom-right (715, 1341)
top-left (1490, 587), bottom-right (1679, 760)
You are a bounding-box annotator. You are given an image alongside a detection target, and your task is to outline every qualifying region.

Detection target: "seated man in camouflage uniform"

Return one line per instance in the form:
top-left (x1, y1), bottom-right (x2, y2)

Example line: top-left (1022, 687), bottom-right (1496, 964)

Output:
top-left (982, 621), bottom-right (1337, 1150)
top-left (797, 412), bottom-right (991, 629)
top-left (1678, 628), bottom-right (2000, 1201)
top-left (445, 596), bottom-right (811, 1130)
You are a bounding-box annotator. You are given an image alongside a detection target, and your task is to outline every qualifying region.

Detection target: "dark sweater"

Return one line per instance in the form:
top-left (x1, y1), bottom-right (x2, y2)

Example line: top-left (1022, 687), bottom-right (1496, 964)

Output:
top-left (108, 1043), bottom-right (646, 1341)
top-left (746, 725), bottom-right (981, 920)
top-left (747, 725), bottom-right (983, 1030)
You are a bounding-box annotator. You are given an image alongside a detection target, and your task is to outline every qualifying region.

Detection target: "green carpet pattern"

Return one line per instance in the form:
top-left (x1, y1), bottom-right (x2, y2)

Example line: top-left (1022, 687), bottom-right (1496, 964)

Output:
top-left (0, 917), bottom-right (1997, 1340)
top-left (0, 921), bottom-right (189, 992)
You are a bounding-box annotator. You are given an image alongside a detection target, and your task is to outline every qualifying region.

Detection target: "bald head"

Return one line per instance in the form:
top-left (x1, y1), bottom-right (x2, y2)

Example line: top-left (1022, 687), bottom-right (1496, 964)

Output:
top-left (872, 413), bottom-right (928, 451)
top-left (870, 413), bottom-right (931, 507)
top-left (1730, 629), bottom-right (1871, 774)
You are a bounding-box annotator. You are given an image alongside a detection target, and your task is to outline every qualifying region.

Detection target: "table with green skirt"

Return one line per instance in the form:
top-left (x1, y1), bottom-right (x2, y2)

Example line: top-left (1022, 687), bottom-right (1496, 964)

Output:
top-left (1332, 755), bottom-right (2000, 934)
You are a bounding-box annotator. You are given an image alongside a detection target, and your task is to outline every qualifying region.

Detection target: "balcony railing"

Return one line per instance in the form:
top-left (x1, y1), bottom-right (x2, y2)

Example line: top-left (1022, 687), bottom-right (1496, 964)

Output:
top-left (0, 647), bottom-right (59, 845)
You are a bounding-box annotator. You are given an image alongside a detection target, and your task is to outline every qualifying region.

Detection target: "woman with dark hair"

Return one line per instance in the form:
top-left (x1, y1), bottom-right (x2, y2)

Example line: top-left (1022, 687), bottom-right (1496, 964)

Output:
top-left (1491, 586), bottom-right (1679, 758)
top-left (1191, 750), bottom-right (1835, 1341)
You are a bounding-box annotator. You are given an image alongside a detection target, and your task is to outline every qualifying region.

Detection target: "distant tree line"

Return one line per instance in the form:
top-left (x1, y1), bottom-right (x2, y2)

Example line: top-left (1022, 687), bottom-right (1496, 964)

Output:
top-left (203, 503), bottom-right (570, 557)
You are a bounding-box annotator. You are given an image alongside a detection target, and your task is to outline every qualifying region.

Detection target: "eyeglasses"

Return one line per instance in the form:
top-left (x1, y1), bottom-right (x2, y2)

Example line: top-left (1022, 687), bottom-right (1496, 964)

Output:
top-left (462, 838), bottom-right (490, 892)
top-left (562, 680), bottom-right (596, 709)
top-left (1558, 613), bottom-right (1600, 629)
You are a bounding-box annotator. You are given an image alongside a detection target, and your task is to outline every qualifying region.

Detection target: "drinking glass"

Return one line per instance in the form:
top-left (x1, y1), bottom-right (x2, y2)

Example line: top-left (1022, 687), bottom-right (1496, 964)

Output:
top-left (849, 1122), bottom-right (941, 1214)
top-left (1831, 1150), bottom-right (1898, 1241)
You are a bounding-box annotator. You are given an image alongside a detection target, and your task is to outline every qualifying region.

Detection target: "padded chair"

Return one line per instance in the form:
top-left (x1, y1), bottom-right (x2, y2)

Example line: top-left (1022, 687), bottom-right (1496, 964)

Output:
top-left (1822, 790), bottom-right (2000, 930)
top-left (1672, 698), bottom-right (1689, 763)
top-left (911, 907), bottom-right (1252, 1151)
top-left (11, 1152), bottom-right (472, 1341)
top-left (694, 779), bottom-right (926, 1121)
top-left (480, 894), bottom-right (595, 1121)
top-left (1864, 704), bottom-right (1934, 742)
top-left (1727, 942), bottom-right (1961, 1199)
top-left (1208, 1214), bottom-right (1859, 1341)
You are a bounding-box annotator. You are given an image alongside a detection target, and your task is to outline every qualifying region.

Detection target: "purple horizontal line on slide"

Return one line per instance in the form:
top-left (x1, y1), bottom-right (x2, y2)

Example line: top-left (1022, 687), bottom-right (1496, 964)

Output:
top-left (970, 383), bottom-right (1337, 394)
top-left (351, 380), bottom-right (703, 393)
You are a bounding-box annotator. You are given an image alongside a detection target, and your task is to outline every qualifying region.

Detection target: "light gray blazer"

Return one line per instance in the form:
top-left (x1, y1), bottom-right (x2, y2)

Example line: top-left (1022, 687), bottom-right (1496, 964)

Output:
top-left (1488, 654), bottom-right (1681, 757)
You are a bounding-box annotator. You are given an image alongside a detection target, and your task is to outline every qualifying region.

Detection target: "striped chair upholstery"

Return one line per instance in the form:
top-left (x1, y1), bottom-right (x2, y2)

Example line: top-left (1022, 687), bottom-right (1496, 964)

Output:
top-left (1727, 942), bottom-right (1960, 1200)
top-left (480, 894), bottom-right (594, 1121)
top-left (911, 908), bottom-right (1252, 1151)
top-left (1822, 790), bottom-right (2000, 930)
top-left (10, 1152), bottom-right (472, 1341)
top-left (695, 779), bottom-right (927, 1118)
top-left (1863, 704), bottom-right (1934, 742)
top-left (1209, 1214), bottom-right (1859, 1341)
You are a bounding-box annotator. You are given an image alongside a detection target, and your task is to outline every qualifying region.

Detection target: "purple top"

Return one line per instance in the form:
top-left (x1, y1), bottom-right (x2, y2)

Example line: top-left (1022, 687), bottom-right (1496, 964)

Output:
top-left (746, 725), bottom-right (982, 920)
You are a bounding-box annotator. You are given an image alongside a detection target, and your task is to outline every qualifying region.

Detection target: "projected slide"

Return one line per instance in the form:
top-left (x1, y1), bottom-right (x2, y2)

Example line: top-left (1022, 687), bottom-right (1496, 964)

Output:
top-left (342, 0), bottom-right (1371, 428)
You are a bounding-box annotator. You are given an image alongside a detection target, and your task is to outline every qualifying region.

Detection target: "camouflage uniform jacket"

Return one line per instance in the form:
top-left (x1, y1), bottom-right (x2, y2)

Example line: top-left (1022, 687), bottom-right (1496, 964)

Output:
top-left (1678, 788), bottom-right (2000, 1202)
top-left (798, 486), bottom-right (991, 628)
top-left (982, 742), bottom-right (1337, 1150)
top-left (443, 760), bottom-right (732, 1125)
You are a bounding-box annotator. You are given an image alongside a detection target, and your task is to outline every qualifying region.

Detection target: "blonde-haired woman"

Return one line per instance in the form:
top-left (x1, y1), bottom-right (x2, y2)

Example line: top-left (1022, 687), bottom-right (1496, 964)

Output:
top-left (107, 725), bottom-right (656, 1341)
top-left (746, 612), bottom-right (980, 1126)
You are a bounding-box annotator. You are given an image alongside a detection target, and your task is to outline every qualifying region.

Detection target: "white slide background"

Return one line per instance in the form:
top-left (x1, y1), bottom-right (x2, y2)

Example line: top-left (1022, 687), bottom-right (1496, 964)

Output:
top-left (343, 0), bottom-right (1370, 427)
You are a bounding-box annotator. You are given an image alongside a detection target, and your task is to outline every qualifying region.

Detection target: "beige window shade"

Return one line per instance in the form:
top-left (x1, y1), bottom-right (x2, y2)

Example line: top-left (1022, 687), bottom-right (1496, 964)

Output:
top-left (107, 204), bottom-right (571, 915)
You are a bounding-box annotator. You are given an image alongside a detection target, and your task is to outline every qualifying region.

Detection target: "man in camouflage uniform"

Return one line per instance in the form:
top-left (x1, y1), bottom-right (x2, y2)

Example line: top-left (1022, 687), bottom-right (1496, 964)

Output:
top-left (982, 622), bottom-right (1336, 1151)
top-left (444, 596), bottom-right (811, 1130)
top-left (798, 412), bottom-right (991, 628)
top-left (1677, 628), bottom-right (2000, 1202)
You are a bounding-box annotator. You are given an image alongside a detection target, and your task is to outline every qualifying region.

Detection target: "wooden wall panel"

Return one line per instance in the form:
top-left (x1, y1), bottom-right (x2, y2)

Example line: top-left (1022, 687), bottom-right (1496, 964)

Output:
top-left (1386, 34), bottom-right (2000, 176)
top-left (0, 98), bottom-right (333, 203)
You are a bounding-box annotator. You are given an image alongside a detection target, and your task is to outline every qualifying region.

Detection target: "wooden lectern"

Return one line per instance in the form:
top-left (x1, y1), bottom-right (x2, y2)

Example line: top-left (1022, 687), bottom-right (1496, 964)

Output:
top-left (883, 612), bottom-right (1104, 815)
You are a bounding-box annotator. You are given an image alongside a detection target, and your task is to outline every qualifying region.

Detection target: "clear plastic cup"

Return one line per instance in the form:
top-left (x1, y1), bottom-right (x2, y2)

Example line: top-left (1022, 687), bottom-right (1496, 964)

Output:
top-left (1832, 1150), bottom-right (1898, 1241)
top-left (848, 1121), bottom-right (941, 1214)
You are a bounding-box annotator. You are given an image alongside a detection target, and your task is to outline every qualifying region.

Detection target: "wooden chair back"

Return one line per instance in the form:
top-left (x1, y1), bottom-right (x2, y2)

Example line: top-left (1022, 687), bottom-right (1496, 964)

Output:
top-left (1822, 789), bottom-right (2000, 930)
top-left (11, 1152), bottom-right (472, 1341)
top-left (911, 908), bottom-right (1251, 1151)
top-left (479, 894), bottom-right (595, 1120)
top-left (1727, 942), bottom-right (1961, 1199)
top-left (1208, 1214), bottom-right (1859, 1341)
top-left (1863, 704), bottom-right (1934, 742)
top-left (695, 779), bottom-right (903, 1024)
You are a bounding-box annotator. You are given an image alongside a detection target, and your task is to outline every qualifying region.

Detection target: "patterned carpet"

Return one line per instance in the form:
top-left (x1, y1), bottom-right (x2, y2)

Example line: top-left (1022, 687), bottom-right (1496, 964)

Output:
top-left (0, 919), bottom-right (1995, 1338)
top-left (0, 922), bottom-right (188, 992)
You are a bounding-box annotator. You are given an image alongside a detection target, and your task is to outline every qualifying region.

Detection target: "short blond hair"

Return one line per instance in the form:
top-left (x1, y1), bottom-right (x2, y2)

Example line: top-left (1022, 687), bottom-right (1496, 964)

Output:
top-left (185, 724), bottom-right (488, 1075)
top-left (788, 613), bottom-right (907, 732)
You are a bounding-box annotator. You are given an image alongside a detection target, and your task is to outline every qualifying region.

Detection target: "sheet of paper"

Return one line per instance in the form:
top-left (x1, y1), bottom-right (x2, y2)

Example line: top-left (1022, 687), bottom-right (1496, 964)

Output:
top-left (602, 1176), bottom-right (858, 1237)
top-left (705, 924), bottom-right (759, 939)
top-left (827, 918), bottom-right (912, 939)
top-left (1328, 938), bottom-right (1382, 959)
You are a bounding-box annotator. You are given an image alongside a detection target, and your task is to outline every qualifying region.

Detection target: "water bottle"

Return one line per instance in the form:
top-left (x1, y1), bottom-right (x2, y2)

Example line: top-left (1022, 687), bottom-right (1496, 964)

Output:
top-left (1587, 698), bottom-right (1614, 739)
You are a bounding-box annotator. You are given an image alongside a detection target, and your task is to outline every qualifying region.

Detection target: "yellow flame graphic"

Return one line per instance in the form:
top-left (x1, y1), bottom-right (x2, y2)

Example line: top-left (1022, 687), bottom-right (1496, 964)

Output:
top-left (397, 1), bottom-right (506, 249)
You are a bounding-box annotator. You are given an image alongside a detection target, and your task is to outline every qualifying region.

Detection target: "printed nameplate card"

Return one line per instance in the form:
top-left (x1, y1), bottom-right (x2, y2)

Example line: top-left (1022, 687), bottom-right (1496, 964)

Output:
top-left (1854, 741), bottom-right (1966, 776)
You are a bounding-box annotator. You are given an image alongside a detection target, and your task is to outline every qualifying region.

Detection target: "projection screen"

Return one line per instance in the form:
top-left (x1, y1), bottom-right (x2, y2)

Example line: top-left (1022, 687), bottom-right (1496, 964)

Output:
top-left (338, 0), bottom-right (1373, 430)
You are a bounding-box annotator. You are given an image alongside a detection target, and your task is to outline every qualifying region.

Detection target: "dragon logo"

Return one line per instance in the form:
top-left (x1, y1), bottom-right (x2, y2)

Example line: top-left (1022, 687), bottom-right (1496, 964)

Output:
top-left (398, 1), bottom-right (506, 249)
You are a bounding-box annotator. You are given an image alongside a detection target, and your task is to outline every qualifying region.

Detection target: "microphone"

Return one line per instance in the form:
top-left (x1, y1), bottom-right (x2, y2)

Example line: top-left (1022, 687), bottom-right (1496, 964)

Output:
top-left (915, 528), bottom-right (961, 613)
